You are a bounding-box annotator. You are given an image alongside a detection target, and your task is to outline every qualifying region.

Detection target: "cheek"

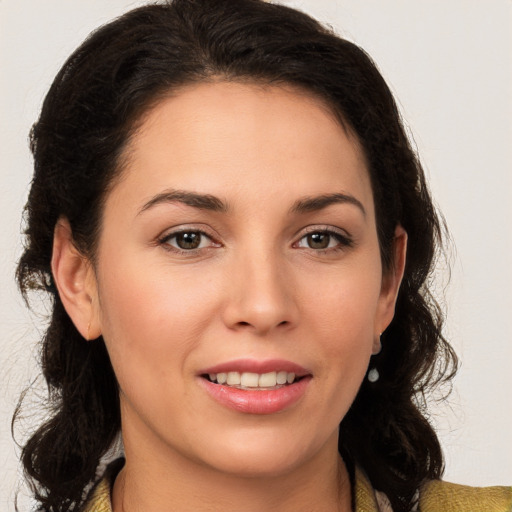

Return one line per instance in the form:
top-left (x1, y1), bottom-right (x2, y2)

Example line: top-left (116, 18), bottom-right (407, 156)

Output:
top-left (303, 263), bottom-right (382, 341)
top-left (95, 251), bottom-right (220, 388)
top-left (299, 257), bottom-right (382, 387)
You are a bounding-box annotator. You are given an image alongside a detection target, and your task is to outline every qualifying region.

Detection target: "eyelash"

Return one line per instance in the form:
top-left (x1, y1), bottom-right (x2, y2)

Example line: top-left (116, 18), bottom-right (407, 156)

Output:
top-left (158, 228), bottom-right (220, 255)
top-left (157, 226), bottom-right (354, 255)
top-left (294, 227), bottom-right (354, 254)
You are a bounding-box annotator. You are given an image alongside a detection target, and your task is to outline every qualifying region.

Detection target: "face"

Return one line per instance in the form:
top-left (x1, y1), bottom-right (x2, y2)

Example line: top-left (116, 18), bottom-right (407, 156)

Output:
top-left (90, 82), bottom-right (402, 477)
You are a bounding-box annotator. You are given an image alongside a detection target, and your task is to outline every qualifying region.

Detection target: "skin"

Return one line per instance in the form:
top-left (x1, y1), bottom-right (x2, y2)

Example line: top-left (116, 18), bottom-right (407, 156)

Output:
top-left (52, 81), bottom-right (406, 511)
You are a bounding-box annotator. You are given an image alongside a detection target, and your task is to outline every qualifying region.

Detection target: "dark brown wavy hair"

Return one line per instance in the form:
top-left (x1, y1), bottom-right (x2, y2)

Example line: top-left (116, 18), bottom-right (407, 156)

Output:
top-left (14, 0), bottom-right (457, 510)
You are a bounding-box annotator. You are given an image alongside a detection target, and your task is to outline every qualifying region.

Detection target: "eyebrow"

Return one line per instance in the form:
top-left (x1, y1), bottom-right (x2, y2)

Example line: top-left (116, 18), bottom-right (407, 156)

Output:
top-left (138, 190), bottom-right (228, 215)
top-left (138, 189), bottom-right (365, 217)
top-left (290, 193), bottom-right (366, 217)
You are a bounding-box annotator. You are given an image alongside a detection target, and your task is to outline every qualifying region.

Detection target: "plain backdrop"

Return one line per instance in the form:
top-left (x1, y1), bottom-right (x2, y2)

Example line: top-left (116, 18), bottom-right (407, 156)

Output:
top-left (1, 0), bottom-right (511, 509)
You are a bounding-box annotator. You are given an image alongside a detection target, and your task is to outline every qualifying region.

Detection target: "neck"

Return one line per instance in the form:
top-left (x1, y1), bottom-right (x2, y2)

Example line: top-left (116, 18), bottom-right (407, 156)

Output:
top-left (112, 427), bottom-right (352, 512)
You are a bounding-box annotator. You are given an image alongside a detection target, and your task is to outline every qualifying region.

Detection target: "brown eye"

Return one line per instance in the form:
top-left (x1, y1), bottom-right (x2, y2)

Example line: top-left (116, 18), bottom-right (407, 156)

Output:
top-left (175, 232), bottom-right (202, 249)
top-left (295, 229), bottom-right (353, 252)
top-left (306, 232), bottom-right (330, 249)
top-left (162, 230), bottom-right (214, 251)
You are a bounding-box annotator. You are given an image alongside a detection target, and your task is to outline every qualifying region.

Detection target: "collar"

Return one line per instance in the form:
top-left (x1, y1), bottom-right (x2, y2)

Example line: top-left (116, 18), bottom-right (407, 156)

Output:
top-left (83, 464), bottom-right (384, 512)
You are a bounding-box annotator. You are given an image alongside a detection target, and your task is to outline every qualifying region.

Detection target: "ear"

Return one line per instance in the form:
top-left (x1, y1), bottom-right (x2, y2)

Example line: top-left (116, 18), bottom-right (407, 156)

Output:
top-left (51, 218), bottom-right (101, 340)
top-left (373, 225), bottom-right (407, 354)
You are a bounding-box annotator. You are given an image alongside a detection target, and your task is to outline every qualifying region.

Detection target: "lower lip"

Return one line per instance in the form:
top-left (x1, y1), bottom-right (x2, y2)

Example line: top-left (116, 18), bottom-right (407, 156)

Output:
top-left (199, 377), bottom-right (311, 415)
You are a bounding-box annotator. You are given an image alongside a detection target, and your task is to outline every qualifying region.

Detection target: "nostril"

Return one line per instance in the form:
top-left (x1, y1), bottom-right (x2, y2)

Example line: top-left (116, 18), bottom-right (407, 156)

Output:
top-left (236, 320), bottom-right (289, 329)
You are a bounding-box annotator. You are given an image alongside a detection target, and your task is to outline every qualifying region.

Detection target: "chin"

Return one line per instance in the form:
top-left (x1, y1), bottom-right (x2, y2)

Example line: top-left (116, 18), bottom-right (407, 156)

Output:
top-left (192, 428), bottom-right (329, 479)
top-left (206, 451), bottom-right (304, 479)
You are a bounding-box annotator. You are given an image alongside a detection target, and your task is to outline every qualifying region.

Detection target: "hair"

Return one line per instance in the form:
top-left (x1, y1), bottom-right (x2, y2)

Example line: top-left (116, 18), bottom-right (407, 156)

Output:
top-left (15, 1), bottom-right (457, 510)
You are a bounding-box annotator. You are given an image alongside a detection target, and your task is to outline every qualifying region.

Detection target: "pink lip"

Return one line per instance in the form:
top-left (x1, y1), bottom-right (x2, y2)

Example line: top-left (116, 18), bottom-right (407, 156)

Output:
top-left (198, 359), bottom-right (312, 415)
top-left (199, 376), bottom-right (311, 415)
top-left (200, 358), bottom-right (310, 376)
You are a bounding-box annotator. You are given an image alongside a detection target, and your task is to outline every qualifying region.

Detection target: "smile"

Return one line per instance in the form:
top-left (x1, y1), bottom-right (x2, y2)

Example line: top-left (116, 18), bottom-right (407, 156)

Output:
top-left (199, 360), bottom-right (312, 414)
top-left (205, 371), bottom-right (299, 389)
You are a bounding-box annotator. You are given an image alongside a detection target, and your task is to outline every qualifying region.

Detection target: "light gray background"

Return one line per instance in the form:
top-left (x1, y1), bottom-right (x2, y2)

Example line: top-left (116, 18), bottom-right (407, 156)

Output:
top-left (1, 1), bottom-right (511, 509)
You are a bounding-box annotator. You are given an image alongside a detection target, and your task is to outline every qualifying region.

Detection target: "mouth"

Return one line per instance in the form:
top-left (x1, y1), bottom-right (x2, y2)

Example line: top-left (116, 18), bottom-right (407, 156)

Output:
top-left (198, 360), bottom-right (312, 414)
top-left (202, 370), bottom-right (304, 390)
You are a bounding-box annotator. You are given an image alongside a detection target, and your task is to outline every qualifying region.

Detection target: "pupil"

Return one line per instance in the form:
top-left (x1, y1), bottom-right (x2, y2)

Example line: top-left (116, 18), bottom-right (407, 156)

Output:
top-left (176, 232), bottom-right (201, 249)
top-left (308, 233), bottom-right (329, 249)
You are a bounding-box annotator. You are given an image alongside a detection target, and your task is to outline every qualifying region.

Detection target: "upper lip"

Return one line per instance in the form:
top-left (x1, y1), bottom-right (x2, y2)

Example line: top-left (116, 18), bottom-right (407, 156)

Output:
top-left (199, 359), bottom-right (311, 377)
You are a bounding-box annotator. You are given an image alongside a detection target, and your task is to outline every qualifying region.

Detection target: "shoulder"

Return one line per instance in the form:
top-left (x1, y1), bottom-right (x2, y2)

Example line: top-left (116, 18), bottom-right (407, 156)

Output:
top-left (81, 458), bottom-right (124, 512)
top-left (419, 479), bottom-right (512, 512)
top-left (354, 466), bottom-right (512, 512)
top-left (81, 477), bottom-right (112, 512)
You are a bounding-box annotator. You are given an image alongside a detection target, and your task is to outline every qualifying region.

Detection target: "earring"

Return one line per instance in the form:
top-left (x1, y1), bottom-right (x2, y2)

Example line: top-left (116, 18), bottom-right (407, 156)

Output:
top-left (367, 368), bottom-right (379, 383)
top-left (368, 332), bottom-right (382, 382)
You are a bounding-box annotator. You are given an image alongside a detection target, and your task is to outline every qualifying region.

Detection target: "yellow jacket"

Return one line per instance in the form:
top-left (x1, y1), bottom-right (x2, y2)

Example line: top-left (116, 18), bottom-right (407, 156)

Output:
top-left (83, 465), bottom-right (512, 512)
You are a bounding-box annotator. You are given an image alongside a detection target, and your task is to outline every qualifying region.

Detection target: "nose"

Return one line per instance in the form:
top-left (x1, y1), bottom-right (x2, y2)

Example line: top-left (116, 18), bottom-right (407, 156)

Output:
top-left (221, 248), bottom-right (299, 336)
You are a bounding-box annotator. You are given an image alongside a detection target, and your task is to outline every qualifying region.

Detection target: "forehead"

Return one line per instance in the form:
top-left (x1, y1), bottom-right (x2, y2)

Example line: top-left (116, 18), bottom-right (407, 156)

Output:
top-left (111, 81), bottom-right (373, 217)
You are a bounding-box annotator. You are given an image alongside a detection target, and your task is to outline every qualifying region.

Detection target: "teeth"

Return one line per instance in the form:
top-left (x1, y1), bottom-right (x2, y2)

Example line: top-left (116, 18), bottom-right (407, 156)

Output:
top-left (227, 372), bottom-right (241, 385)
top-left (259, 372), bottom-right (277, 387)
top-left (206, 371), bottom-right (299, 387)
top-left (276, 371), bottom-right (287, 385)
top-left (240, 372), bottom-right (259, 387)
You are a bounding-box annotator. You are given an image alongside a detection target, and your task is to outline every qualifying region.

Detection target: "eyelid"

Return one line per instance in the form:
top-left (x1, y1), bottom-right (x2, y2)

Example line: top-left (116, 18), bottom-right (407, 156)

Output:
top-left (296, 224), bottom-right (353, 241)
top-left (158, 223), bottom-right (218, 239)
top-left (293, 225), bottom-right (354, 250)
top-left (157, 225), bottom-right (222, 253)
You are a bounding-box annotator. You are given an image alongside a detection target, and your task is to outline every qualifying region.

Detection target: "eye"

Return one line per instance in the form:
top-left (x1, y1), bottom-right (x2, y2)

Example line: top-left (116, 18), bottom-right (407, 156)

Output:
top-left (160, 230), bottom-right (216, 251)
top-left (295, 229), bottom-right (353, 251)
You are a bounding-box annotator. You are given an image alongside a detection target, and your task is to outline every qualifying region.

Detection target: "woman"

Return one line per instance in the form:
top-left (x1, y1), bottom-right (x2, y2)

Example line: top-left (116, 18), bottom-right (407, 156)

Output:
top-left (14, 0), bottom-right (511, 511)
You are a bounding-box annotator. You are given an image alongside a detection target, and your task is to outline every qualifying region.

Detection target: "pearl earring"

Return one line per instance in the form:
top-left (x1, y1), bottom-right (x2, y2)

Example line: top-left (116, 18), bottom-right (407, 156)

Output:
top-left (367, 332), bottom-right (382, 382)
top-left (367, 368), bottom-right (379, 383)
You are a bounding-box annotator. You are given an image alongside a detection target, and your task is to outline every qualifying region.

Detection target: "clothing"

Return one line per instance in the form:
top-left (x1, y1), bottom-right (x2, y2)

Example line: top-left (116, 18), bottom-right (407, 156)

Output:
top-left (83, 463), bottom-right (512, 512)
top-left (353, 468), bottom-right (512, 511)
